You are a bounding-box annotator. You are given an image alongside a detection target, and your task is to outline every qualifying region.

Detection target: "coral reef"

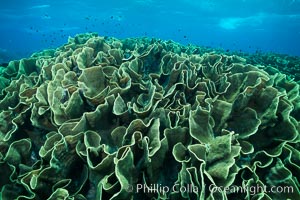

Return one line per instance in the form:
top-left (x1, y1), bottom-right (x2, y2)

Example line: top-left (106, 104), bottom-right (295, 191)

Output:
top-left (243, 52), bottom-right (300, 82)
top-left (0, 33), bottom-right (299, 200)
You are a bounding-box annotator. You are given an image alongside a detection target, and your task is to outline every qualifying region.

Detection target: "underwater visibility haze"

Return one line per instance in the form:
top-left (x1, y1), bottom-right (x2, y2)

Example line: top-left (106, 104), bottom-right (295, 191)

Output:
top-left (0, 0), bottom-right (300, 200)
top-left (1, 0), bottom-right (300, 61)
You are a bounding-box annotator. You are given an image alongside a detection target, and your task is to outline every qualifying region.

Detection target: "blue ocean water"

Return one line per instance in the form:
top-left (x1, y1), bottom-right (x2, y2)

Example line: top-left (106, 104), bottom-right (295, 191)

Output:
top-left (0, 0), bottom-right (300, 63)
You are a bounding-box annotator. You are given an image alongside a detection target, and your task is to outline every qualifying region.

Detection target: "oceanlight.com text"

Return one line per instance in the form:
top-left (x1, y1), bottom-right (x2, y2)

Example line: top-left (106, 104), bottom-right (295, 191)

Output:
top-left (209, 184), bottom-right (294, 195)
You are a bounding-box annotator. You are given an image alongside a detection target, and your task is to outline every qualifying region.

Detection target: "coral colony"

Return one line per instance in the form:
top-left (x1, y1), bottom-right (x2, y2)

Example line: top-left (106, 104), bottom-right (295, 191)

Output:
top-left (0, 33), bottom-right (299, 199)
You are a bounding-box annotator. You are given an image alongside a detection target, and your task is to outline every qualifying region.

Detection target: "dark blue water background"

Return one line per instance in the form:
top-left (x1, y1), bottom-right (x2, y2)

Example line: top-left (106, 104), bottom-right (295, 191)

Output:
top-left (1, 0), bottom-right (300, 63)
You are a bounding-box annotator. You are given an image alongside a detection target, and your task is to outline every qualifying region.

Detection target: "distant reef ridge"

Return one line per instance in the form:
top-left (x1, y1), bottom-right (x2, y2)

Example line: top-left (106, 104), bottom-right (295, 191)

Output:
top-left (0, 33), bottom-right (299, 200)
top-left (0, 48), bottom-right (13, 66)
